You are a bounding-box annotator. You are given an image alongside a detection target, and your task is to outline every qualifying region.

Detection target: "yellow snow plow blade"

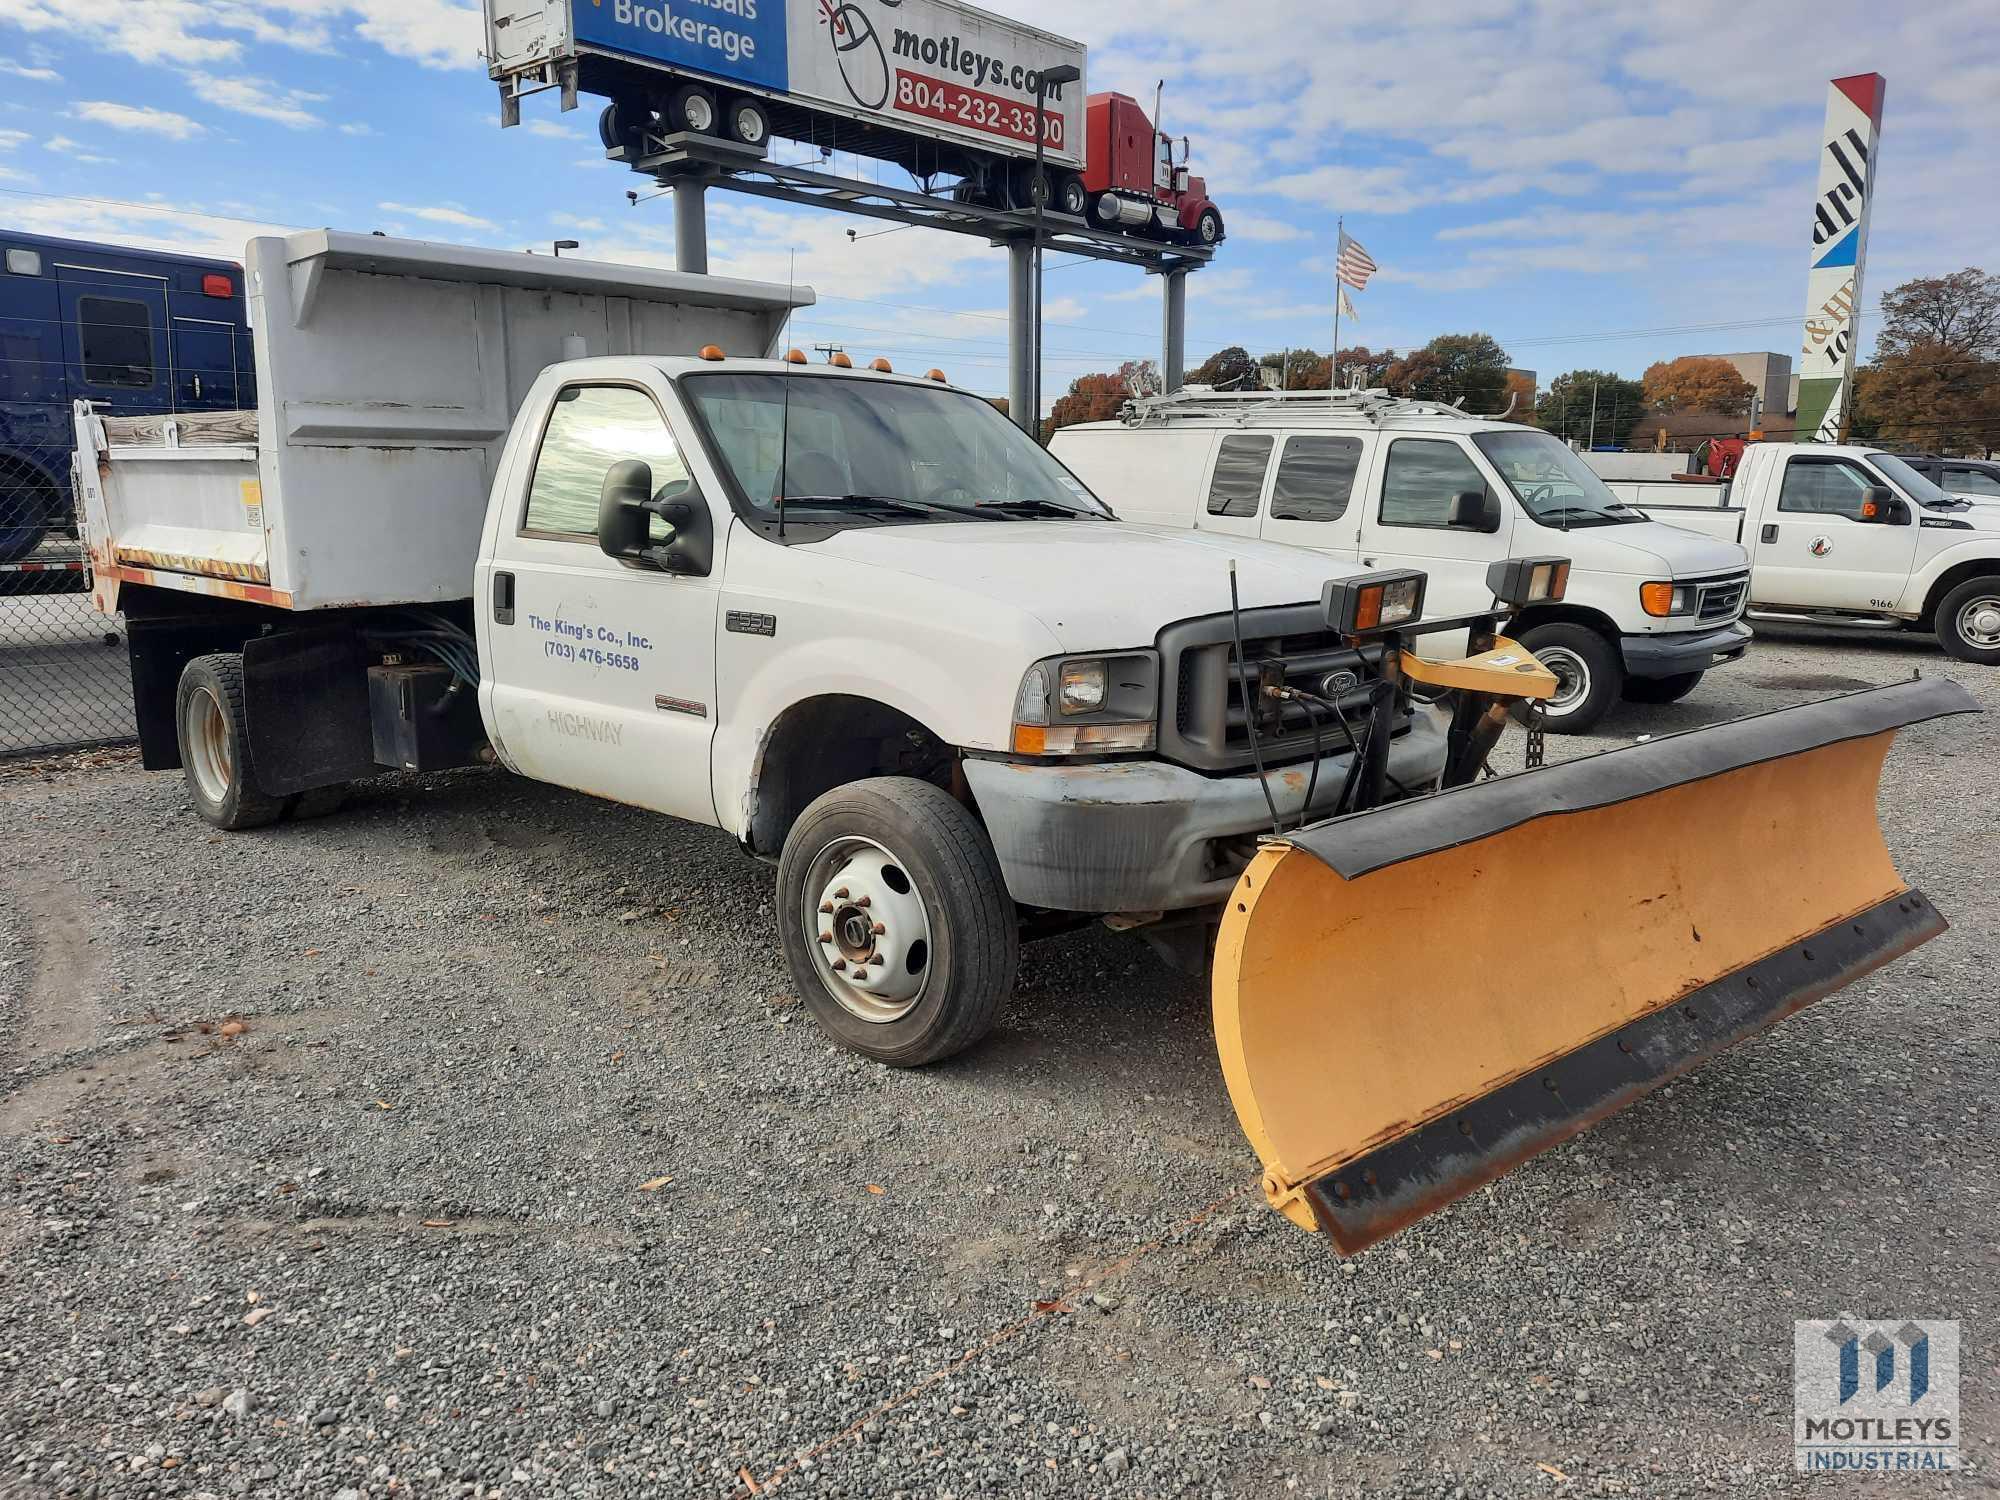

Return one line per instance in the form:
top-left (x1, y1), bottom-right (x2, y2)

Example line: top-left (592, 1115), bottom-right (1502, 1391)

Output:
top-left (1213, 677), bottom-right (1976, 1254)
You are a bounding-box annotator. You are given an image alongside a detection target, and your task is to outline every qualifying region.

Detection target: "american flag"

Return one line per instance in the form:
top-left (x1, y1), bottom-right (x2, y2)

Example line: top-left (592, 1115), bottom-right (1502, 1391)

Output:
top-left (1336, 231), bottom-right (1378, 291)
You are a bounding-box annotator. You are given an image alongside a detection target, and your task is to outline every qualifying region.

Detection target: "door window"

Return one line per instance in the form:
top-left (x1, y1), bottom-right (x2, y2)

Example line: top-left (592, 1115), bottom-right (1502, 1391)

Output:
top-left (1943, 465), bottom-right (2000, 497)
top-left (523, 385), bottom-right (688, 540)
top-left (1777, 458), bottom-right (1879, 519)
top-left (1269, 436), bottom-right (1362, 523)
top-left (1379, 439), bottom-right (1489, 528)
top-left (1204, 434), bottom-right (1273, 517)
top-left (78, 296), bottom-right (154, 387)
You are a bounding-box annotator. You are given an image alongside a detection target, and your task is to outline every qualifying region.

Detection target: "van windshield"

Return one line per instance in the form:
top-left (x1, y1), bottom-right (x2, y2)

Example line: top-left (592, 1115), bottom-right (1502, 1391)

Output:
top-left (1471, 429), bottom-right (1646, 527)
top-left (680, 372), bottom-right (1112, 524)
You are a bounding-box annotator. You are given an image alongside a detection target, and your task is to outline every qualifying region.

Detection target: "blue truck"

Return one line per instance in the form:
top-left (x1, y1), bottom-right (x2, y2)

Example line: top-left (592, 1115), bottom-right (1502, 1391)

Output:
top-left (1, 230), bottom-right (254, 567)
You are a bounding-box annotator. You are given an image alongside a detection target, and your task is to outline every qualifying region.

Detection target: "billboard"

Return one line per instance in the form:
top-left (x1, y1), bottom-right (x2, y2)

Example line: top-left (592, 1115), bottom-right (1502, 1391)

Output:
top-left (1796, 73), bottom-right (1885, 443)
top-left (567, 0), bottom-right (1087, 167)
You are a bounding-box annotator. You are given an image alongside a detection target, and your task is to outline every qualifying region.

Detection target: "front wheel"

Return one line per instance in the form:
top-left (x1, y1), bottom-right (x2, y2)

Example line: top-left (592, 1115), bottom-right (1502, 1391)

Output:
top-left (1193, 207), bottom-right (1223, 246)
top-left (1512, 623), bottom-right (1621, 734)
top-left (1936, 577), bottom-right (2000, 664)
top-left (1622, 670), bottom-right (1703, 705)
top-left (777, 777), bottom-right (1017, 1067)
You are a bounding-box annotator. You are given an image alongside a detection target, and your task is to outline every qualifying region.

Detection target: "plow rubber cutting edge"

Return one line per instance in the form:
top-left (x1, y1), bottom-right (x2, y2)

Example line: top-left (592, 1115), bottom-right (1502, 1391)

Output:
top-left (1212, 677), bottom-right (1978, 1253)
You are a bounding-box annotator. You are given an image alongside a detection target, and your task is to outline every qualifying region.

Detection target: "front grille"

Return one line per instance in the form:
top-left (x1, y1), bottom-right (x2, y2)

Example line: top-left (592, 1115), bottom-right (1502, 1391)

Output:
top-left (1696, 573), bottom-right (1748, 621)
top-left (1160, 604), bottom-right (1380, 773)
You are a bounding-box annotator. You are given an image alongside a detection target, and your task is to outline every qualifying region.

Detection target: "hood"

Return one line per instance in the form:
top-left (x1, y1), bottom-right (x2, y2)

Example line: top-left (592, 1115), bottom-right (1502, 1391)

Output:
top-left (1532, 518), bottom-right (1748, 578)
top-left (812, 520), bottom-right (1359, 650)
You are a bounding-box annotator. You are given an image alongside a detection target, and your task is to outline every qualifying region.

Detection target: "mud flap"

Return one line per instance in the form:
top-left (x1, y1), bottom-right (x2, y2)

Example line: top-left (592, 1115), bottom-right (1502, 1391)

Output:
top-left (1211, 677), bottom-right (1978, 1253)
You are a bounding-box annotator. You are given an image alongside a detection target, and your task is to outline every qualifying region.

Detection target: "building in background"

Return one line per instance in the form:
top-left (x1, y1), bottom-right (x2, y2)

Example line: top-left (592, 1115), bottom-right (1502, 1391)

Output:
top-left (1690, 351), bottom-right (1794, 424)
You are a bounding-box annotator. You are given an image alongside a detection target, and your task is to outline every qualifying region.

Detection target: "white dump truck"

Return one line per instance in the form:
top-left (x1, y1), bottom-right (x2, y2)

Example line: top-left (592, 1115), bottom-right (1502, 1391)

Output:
top-left (75, 230), bottom-right (1976, 1255)
top-left (1052, 390), bottom-right (1754, 733)
top-left (1596, 442), bottom-right (2000, 663)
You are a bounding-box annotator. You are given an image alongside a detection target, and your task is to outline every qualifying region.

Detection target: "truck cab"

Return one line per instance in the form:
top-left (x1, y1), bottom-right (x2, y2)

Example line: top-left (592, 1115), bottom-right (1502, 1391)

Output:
top-left (1052, 391), bottom-right (1752, 732)
top-left (1601, 441), bottom-right (2000, 664)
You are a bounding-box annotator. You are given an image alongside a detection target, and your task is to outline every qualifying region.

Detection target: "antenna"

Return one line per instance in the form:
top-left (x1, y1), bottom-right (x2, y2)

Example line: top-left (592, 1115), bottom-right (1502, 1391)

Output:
top-left (778, 248), bottom-right (794, 540)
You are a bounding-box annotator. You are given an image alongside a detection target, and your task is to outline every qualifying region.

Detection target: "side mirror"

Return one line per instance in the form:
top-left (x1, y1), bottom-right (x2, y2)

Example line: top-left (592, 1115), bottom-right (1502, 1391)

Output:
top-left (597, 460), bottom-right (714, 576)
top-left (1448, 489), bottom-right (1503, 533)
top-left (1856, 486), bottom-right (1909, 526)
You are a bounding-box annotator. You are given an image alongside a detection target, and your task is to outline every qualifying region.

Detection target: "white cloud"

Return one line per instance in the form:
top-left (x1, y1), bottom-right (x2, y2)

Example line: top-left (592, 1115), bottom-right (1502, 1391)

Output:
top-left (186, 72), bottom-right (326, 129)
top-left (45, 135), bottom-right (114, 164)
top-left (0, 129), bottom-right (28, 151)
top-left (0, 195), bottom-right (290, 261)
top-left (378, 201), bottom-right (499, 230)
top-left (338, 122), bottom-right (374, 136)
top-left (0, 58), bottom-right (60, 82)
top-left (0, 0), bottom-right (472, 69)
top-left (75, 100), bottom-right (204, 139)
top-left (1225, 213), bottom-right (1306, 244)
top-left (525, 119), bottom-right (583, 140)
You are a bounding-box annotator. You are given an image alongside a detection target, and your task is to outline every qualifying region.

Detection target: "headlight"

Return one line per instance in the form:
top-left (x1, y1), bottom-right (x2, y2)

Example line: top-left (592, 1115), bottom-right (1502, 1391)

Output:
top-left (1640, 581), bottom-right (1695, 617)
top-left (1011, 652), bottom-right (1158, 755)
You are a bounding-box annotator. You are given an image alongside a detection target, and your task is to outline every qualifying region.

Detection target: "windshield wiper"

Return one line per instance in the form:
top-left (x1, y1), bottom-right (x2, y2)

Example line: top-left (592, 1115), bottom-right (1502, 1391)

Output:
top-left (1535, 505), bottom-right (1636, 527)
top-left (974, 498), bottom-right (1107, 519)
top-left (779, 493), bottom-right (1003, 521)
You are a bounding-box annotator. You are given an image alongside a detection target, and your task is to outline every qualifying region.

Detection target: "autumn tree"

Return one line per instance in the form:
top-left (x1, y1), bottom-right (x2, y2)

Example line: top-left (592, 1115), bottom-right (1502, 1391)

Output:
top-left (1332, 345), bottom-right (1397, 389)
top-left (1535, 370), bottom-right (1646, 445)
top-left (1257, 349), bottom-right (1332, 389)
top-left (1874, 269), bottom-right (2000, 361)
top-left (1044, 359), bottom-right (1157, 438)
top-left (1852, 269), bottom-right (2000, 454)
top-left (1385, 333), bottom-right (1510, 408)
top-left (1642, 356), bottom-right (1756, 415)
top-left (1189, 345), bottom-right (1258, 389)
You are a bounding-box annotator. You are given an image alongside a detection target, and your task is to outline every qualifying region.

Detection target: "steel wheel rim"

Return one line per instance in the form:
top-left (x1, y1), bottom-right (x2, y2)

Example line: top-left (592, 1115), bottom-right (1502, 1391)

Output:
top-left (1199, 214), bottom-right (1219, 244)
top-left (735, 105), bottom-right (764, 143)
top-left (801, 835), bottom-right (933, 1024)
top-left (1956, 595), bottom-right (2000, 648)
top-left (182, 685), bottom-right (233, 803)
top-left (1535, 646), bottom-right (1589, 715)
top-left (684, 95), bottom-right (715, 132)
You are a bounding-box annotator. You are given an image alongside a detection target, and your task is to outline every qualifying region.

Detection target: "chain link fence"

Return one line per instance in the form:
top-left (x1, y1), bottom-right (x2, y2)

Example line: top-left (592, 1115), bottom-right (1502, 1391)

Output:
top-left (0, 452), bottom-right (136, 756)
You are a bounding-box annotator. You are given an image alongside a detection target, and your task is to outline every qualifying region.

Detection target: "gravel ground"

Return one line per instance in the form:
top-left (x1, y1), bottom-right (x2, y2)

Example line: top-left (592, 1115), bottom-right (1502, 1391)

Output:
top-left (0, 624), bottom-right (1993, 1500)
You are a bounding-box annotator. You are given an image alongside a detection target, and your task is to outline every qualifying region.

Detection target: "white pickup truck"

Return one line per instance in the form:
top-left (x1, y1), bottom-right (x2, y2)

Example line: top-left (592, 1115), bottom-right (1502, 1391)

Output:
top-left (1600, 443), bottom-right (2000, 664)
top-left (74, 230), bottom-right (1457, 1066)
top-left (1052, 390), bottom-right (1753, 732)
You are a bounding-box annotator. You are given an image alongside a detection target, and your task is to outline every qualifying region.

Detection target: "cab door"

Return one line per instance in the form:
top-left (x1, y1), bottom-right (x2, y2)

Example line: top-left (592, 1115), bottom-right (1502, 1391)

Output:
top-left (1756, 454), bottom-right (1920, 609)
top-left (1357, 436), bottom-right (1514, 619)
top-left (1258, 433), bottom-right (1367, 559)
top-left (1191, 432), bottom-right (1274, 541)
top-left (476, 379), bottom-right (724, 825)
top-left (55, 262), bottom-right (170, 415)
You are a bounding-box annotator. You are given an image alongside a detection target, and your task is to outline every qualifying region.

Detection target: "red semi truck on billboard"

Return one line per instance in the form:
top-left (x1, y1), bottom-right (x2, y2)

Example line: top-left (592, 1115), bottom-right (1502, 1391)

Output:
top-left (482, 0), bottom-right (1224, 245)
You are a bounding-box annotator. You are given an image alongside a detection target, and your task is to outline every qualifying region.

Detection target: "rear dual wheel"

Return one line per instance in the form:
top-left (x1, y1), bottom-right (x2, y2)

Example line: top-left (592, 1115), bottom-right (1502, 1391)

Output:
top-left (175, 654), bottom-right (349, 831)
top-left (777, 777), bottom-right (1016, 1067)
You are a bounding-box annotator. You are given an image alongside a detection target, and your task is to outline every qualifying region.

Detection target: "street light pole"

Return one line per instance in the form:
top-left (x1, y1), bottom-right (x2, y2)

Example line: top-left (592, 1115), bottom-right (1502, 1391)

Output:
top-left (552, 239), bottom-right (580, 257)
top-left (1030, 64), bottom-right (1080, 443)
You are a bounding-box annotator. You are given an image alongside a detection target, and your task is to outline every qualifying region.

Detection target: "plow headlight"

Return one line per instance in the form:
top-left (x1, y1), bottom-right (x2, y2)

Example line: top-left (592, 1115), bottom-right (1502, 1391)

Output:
top-left (1487, 555), bottom-right (1572, 608)
top-left (1323, 570), bottom-right (1426, 637)
top-left (1640, 580), bottom-right (1695, 617)
top-left (1012, 653), bottom-right (1159, 755)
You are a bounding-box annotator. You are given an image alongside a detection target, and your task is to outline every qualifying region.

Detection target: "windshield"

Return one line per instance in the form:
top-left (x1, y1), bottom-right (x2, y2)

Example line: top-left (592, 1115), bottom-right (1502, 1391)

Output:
top-left (1868, 453), bottom-right (1955, 508)
top-left (1471, 429), bottom-right (1646, 527)
top-left (680, 372), bottom-right (1112, 524)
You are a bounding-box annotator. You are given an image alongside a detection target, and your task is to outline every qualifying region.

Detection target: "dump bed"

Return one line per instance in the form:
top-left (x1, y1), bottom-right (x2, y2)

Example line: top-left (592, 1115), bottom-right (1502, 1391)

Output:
top-left (75, 230), bottom-right (808, 614)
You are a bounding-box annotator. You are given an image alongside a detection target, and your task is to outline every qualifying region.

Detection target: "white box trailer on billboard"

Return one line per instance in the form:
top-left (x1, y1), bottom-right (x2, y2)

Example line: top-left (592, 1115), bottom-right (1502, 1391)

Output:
top-left (485, 0), bottom-right (1086, 206)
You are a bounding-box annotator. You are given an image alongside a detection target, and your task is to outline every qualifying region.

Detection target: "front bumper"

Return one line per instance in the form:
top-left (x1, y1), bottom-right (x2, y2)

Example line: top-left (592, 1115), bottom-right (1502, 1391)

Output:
top-left (1621, 620), bottom-right (1752, 679)
top-left (961, 711), bottom-right (1450, 914)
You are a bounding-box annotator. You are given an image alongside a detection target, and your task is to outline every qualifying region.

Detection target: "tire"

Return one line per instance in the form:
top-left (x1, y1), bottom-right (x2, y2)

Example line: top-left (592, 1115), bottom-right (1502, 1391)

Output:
top-left (1010, 161), bottom-right (1052, 211)
top-left (1193, 207), bottom-right (1223, 246)
top-left (1621, 670), bottom-right (1704, 705)
top-left (777, 777), bottom-right (1017, 1067)
top-left (1055, 172), bottom-right (1086, 217)
top-left (724, 96), bottom-right (769, 147)
top-left (175, 654), bottom-right (285, 831)
top-left (1513, 623), bottom-right (1621, 734)
top-left (1935, 576), bottom-right (2000, 665)
top-left (667, 84), bottom-right (717, 135)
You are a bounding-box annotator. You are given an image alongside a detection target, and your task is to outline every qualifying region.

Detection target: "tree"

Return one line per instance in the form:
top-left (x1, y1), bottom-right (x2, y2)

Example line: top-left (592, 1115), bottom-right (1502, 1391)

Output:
top-left (1044, 359), bottom-right (1156, 439)
top-left (1385, 332), bottom-right (1510, 409)
top-left (1875, 269), bottom-right (2000, 362)
top-left (1641, 356), bottom-right (1756, 415)
top-left (1257, 348), bottom-right (1331, 389)
top-left (1853, 338), bottom-right (2000, 455)
top-left (1502, 370), bottom-right (1539, 425)
top-left (1535, 370), bottom-right (1646, 446)
top-left (1189, 345), bottom-right (1257, 389)
top-left (1333, 345), bottom-right (1397, 390)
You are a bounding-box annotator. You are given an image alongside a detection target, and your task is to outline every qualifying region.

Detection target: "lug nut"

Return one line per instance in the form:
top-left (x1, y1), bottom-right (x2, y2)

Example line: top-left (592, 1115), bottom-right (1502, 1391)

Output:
top-left (856, 896), bottom-right (872, 909)
top-left (834, 887), bottom-right (850, 900)
top-left (819, 931), bottom-right (833, 943)
top-left (819, 902), bottom-right (834, 914)
top-left (872, 922), bottom-right (886, 936)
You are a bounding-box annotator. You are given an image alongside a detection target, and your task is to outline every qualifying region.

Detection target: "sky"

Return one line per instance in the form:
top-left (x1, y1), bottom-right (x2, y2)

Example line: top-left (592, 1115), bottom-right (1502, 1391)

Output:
top-left (2, 0), bottom-right (1996, 407)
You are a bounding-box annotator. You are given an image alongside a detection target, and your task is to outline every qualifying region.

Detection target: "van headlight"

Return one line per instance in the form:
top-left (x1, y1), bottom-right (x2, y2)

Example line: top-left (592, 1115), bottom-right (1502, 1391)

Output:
top-left (1640, 581), bottom-right (1696, 617)
top-left (1011, 651), bottom-right (1158, 755)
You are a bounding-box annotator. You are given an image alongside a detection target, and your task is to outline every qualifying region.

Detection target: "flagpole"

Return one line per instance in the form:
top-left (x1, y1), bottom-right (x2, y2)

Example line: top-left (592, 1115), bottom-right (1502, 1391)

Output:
top-left (1331, 215), bottom-right (1342, 390)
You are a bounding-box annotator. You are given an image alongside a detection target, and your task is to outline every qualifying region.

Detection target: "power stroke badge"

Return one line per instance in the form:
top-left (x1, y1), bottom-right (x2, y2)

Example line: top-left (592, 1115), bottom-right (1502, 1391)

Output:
top-left (1794, 1318), bottom-right (1960, 1472)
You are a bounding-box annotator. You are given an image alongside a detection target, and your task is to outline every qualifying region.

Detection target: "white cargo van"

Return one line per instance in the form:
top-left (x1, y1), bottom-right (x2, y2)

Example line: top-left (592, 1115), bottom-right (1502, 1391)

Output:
top-left (1052, 389), bottom-right (1753, 732)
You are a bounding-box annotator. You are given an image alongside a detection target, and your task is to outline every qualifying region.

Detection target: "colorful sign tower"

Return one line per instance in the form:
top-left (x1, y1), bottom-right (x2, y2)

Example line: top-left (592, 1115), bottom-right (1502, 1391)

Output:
top-left (1797, 73), bottom-right (1886, 442)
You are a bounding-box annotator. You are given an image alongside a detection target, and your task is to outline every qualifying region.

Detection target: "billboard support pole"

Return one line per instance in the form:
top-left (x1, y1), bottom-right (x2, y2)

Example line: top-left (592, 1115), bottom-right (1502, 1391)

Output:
top-left (1162, 268), bottom-right (1187, 392)
top-left (674, 177), bottom-right (710, 276)
top-left (1007, 239), bottom-right (1035, 435)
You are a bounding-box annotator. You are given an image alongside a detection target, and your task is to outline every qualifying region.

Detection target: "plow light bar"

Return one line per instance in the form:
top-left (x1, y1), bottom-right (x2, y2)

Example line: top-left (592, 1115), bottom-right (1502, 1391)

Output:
top-left (1487, 556), bottom-right (1571, 609)
top-left (1323, 570), bottom-right (1426, 637)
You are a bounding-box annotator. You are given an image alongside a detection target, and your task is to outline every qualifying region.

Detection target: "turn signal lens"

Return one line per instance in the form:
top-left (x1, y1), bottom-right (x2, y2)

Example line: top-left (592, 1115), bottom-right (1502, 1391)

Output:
top-left (1640, 581), bottom-right (1673, 617)
top-left (1012, 723), bottom-right (1156, 755)
top-left (1012, 724), bottom-right (1047, 755)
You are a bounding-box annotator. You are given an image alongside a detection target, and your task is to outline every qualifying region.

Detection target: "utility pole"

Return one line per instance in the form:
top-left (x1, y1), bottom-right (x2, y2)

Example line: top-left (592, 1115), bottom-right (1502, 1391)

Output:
top-left (1588, 378), bottom-right (1600, 449)
top-left (813, 342), bottom-right (845, 364)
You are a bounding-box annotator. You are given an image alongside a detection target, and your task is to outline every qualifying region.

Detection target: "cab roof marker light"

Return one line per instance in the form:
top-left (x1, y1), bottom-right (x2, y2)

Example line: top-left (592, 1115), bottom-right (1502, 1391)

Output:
top-left (698, 345), bottom-right (726, 362)
top-left (830, 352), bottom-right (853, 368)
top-left (869, 357), bottom-right (893, 373)
top-left (784, 348), bottom-right (809, 365)
top-left (927, 368), bottom-right (948, 383)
